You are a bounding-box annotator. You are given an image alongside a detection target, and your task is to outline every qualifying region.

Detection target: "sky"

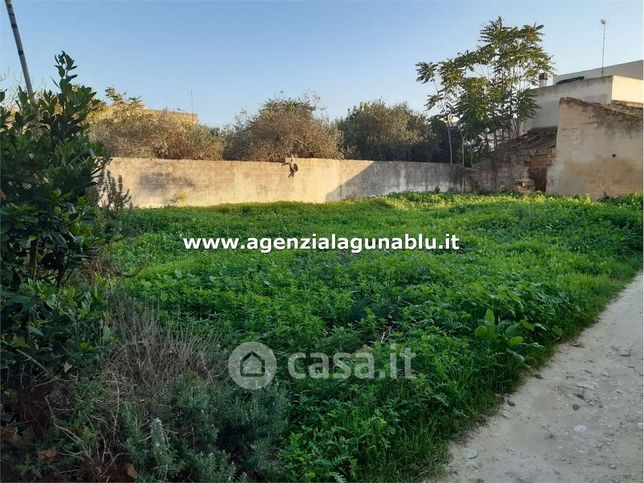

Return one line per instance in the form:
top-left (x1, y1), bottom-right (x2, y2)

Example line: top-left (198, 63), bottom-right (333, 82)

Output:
top-left (1, 1), bottom-right (642, 126)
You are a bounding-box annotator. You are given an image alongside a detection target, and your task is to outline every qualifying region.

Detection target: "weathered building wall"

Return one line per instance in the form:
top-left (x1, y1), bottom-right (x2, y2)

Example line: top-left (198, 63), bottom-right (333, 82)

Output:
top-left (547, 97), bottom-right (643, 198)
top-left (526, 77), bottom-right (613, 131)
top-left (466, 156), bottom-right (527, 193)
top-left (467, 128), bottom-right (557, 193)
top-left (524, 75), bottom-right (644, 132)
top-left (108, 157), bottom-right (463, 207)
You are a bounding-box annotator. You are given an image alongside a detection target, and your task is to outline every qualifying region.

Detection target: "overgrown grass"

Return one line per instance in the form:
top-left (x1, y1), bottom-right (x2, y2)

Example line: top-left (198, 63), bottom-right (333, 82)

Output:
top-left (111, 192), bottom-right (642, 481)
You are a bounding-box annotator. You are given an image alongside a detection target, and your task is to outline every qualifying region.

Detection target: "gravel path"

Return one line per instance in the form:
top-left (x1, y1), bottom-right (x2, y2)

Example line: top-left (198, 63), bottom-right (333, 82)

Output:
top-left (437, 273), bottom-right (643, 483)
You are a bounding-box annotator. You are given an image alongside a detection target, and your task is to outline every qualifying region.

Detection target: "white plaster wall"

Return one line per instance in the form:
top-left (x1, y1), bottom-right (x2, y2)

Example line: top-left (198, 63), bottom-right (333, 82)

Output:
top-left (525, 77), bottom-right (614, 131)
top-left (612, 76), bottom-right (644, 103)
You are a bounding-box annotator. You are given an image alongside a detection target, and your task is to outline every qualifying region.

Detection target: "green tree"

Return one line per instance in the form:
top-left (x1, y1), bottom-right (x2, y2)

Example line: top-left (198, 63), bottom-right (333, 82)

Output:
top-left (337, 100), bottom-right (436, 161)
top-left (417, 17), bottom-right (553, 164)
top-left (224, 95), bottom-right (342, 162)
top-left (90, 87), bottom-right (225, 160)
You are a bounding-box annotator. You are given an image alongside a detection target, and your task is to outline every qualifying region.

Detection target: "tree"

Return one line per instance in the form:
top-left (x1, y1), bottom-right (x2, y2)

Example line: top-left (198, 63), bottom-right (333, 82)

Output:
top-left (90, 88), bottom-right (225, 160)
top-left (224, 95), bottom-right (342, 162)
top-left (417, 17), bottom-right (553, 164)
top-left (337, 100), bottom-right (436, 161)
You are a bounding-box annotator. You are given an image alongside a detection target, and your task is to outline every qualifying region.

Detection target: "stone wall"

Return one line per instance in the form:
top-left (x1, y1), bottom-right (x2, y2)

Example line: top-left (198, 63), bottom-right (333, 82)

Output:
top-left (466, 128), bottom-right (557, 193)
top-left (107, 157), bottom-right (463, 208)
top-left (547, 98), bottom-right (643, 199)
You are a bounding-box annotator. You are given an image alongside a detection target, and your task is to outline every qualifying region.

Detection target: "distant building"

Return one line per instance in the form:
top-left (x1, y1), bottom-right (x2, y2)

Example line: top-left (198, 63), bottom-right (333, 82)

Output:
top-left (525, 60), bottom-right (643, 131)
top-left (554, 60), bottom-right (643, 83)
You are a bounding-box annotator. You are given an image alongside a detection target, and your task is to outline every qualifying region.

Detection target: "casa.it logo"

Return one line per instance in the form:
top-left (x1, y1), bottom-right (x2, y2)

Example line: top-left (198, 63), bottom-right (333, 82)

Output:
top-left (227, 342), bottom-right (277, 389)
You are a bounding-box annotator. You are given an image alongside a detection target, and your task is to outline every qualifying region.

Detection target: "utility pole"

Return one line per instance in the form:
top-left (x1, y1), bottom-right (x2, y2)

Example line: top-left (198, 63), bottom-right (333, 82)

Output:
top-left (5, 0), bottom-right (33, 96)
top-left (600, 19), bottom-right (607, 76)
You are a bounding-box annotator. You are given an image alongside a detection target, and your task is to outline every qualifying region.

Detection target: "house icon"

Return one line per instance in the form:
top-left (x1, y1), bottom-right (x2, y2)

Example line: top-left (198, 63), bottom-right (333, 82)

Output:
top-left (240, 351), bottom-right (265, 377)
top-left (228, 341), bottom-right (276, 389)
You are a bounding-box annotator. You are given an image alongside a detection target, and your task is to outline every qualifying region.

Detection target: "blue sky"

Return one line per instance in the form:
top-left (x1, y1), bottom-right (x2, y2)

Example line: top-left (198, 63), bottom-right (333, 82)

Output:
top-left (1, 1), bottom-right (642, 126)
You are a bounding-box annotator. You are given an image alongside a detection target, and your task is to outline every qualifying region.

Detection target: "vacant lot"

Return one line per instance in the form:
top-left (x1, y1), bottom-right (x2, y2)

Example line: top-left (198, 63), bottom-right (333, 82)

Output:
top-left (111, 193), bottom-right (642, 481)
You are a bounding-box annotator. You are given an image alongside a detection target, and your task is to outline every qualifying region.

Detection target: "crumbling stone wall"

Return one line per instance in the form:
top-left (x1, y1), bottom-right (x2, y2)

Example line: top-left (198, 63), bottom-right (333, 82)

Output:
top-left (466, 128), bottom-right (557, 193)
top-left (547, 98), bottom-right (643, 198)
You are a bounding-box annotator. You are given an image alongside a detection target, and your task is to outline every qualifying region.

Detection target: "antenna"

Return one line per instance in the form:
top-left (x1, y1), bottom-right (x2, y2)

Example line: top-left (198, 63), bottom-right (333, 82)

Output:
top-left (600, 19), bottom-right (607, 76)
top-left (190, 89), bottom-right (194, 123)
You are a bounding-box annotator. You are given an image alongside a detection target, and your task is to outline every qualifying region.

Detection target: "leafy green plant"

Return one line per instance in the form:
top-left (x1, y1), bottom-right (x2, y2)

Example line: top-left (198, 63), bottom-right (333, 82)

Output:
top-left (0, 52), bottom-right (120, 482)
top-left (110, 192), bottom-right (642, 481)
top-left (35, 294), bottom-right (288, 482)
top-left (224, 94), bottom-right (343, 162)
top-left (474, 308), bottom-right (545, 367)
top-left (417, 17), bottom-right (553, 163)
top-left (337, 100), bottom-right (436, 161)
top-left (1, 52), bottom-right (111, 382)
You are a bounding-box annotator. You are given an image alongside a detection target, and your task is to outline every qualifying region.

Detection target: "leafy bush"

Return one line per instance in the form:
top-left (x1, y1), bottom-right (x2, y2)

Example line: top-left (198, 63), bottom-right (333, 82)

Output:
top-left (224, 95), bottom-right (343, 161)
top-left (0, 53), bottom-right (111, 382)
top-left (0, 52), bottom-right (120, 482)
top-left (90, 88), bottom-right (225, 160)
top-left (338, 100), bottom-right (436, 161)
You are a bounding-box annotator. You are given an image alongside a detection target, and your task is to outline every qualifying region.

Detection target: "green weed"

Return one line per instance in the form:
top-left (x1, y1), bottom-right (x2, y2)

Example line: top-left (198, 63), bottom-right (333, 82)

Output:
top-left (111, 192), bottom-right (642, 481)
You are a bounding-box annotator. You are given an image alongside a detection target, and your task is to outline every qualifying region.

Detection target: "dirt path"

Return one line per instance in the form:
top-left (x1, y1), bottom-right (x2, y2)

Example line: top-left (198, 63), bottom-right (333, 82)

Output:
top-left (437, 273), bottom-right (643, 483)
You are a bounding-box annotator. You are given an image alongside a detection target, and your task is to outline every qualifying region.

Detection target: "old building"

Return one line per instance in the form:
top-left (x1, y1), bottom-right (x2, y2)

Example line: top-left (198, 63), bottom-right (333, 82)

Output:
top-left (474, 61), bottom-right (644, 198)
top-left (525, 60), bottom-right (643, 132)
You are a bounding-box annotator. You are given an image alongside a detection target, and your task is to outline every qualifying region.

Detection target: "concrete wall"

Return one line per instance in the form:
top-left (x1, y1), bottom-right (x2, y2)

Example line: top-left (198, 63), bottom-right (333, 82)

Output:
top-left (554, 60), bottom-right (643, 83)
top-left (547, 98), bottom-right (643, 198)
top-left (526, 77), bottom-right (614, 131)
top-left (108, 157), bottom-right (463, 207)
top-left (612, 76), bottom-right (644, 103)
top-left (524, 76), bottom-right (644, 131)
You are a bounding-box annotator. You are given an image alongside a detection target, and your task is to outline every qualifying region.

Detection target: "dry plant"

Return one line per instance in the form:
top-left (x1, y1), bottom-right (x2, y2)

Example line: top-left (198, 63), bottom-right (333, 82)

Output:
top-left (47, 292), bottom-right (227, 481)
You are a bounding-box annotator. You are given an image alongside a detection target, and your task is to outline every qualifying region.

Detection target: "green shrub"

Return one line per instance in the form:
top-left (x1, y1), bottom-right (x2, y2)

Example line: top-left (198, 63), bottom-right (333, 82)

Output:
top-left (0, 52), bottom-right (110, 382)
top-left (1, 280), bottom-right (109, 380)
top-left (0, 52), bottom-right (118, 482)
top-left (90, 88), bottom-right (225, 160)
top-left (224, 95), bottom-right (343, 161)
top-left (338, 100), bottom-right (436, 161)
top-left (41, 296), bottom-right (287, 482)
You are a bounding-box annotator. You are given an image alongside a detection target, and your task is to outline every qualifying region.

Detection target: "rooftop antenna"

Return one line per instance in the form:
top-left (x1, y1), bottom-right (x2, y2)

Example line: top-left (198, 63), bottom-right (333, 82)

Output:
top-left (5, 0), bottom-right (33, 96)
top-left (600, 19), bottom-right (607, 76)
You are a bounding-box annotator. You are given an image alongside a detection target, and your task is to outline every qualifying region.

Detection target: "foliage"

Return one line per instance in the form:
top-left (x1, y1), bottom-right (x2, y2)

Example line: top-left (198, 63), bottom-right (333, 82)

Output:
top-left (111, 193), bottom-right (642, 481)
top-left (337, 100), bottom-right (436, 161)
top-left (417, 17), bottom-right (553, 164)
top-left (89, 170), bottom-right (132, 241)
top-left (224, 95), bottom-right (343, 162)
top-left (428, 117), bottom-right (462, 164)
top-left (90, 88), bottom-right (225, 160)
top-left (0, 53), bottom-right (112, 384)
top-left (21, 297), bottom-right (288, 482)
top-left (1, 281), bottom-right (109, 381)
